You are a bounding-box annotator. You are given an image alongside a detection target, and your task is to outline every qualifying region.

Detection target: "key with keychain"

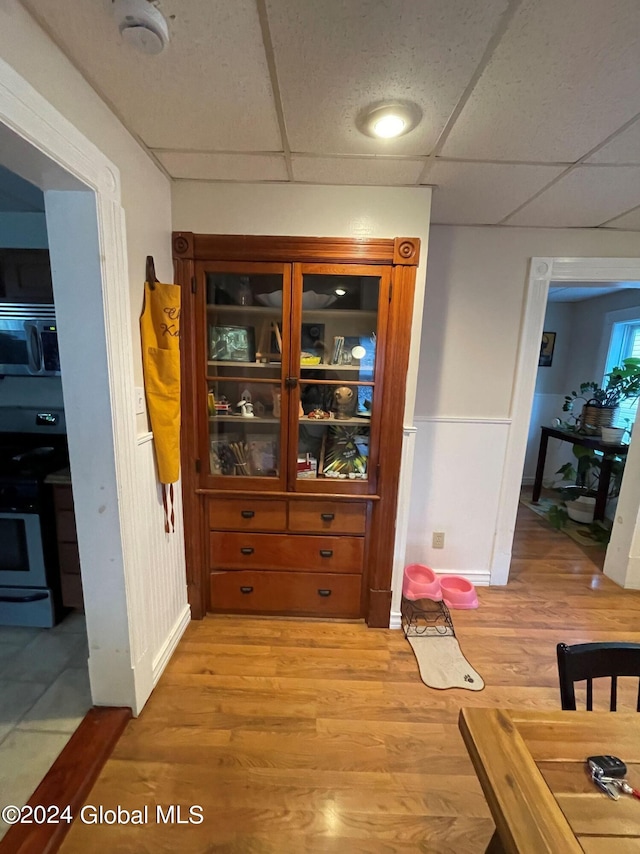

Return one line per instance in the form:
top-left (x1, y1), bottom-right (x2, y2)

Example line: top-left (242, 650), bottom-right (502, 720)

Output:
top-left (587, 755), bottom-right (640, 801)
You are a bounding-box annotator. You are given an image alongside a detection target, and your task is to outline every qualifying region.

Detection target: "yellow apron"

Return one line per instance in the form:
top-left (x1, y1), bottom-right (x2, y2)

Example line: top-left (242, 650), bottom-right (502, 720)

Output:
top-left (140, 278), bottom-right (181, 532)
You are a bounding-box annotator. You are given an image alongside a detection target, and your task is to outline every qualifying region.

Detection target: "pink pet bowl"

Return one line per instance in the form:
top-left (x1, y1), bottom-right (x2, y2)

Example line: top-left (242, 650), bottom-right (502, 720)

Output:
top-left (402, 564), bottom-right (442, 601)
top-left (440, 575), bottom-right (478, 609)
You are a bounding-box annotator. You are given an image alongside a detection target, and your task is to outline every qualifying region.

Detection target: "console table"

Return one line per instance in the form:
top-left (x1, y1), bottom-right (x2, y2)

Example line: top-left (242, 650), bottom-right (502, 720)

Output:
top-left (531, 426), bottom-right (628, 521)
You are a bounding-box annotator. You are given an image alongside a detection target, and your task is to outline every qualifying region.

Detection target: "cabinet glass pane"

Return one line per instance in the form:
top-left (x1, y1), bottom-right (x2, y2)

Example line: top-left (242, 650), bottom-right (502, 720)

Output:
top-left (206, 272), bottom-right (285, 371)
top-left (297, 386), bottom-right (374, 481)
top-left (295, 272), bottom-right (379, 483)
top-left (299, 274), bottom-right (379, 379)
top-left (298, 421), bottom-right (370, 481)
top-left (205, 270), bottom-right (284, 481)
top-left (208, 379), bottom-right (280, 478)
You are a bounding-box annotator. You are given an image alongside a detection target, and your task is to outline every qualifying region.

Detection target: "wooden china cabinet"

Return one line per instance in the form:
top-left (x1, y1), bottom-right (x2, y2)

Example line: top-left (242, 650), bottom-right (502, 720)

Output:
top-left (173, 233), bottom-right (420, 627)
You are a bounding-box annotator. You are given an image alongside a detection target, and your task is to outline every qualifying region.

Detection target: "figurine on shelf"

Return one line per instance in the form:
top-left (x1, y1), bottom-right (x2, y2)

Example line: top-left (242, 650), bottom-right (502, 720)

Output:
top-left (237, 400), bottom-right (254, 417)
top-left (333, 386), bottom-right (355, 420)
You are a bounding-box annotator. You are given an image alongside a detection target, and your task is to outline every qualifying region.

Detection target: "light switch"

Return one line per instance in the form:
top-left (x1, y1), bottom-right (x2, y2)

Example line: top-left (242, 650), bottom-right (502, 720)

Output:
top-left (135, 387), bottom-right (146, 415)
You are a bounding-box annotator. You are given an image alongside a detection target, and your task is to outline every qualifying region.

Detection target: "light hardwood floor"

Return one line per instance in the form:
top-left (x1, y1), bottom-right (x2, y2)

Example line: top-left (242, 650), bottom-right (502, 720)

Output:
top-left (59, 506), bottom-right (640, 853)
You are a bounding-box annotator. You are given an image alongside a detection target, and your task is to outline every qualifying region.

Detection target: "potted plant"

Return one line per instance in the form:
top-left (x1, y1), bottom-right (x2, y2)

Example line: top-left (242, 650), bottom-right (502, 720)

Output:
top-left (562, 357), bottom-right (640, 433)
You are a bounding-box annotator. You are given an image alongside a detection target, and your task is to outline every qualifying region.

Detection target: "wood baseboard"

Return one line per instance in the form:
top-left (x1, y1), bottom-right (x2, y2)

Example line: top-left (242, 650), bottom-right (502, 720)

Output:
top-left (0, 706), bottom-right (131, 854)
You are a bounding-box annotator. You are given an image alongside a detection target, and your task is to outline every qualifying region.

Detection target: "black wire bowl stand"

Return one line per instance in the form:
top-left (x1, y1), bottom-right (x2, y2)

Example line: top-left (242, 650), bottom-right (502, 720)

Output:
top-left (401, 596), bottom-right (455, 638)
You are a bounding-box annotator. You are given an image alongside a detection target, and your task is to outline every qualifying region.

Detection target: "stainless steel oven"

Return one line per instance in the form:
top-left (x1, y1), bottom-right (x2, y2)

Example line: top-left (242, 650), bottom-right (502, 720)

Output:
top-left (0, 509), bottom-right (54, 626)
top-left (0, 408), bottom-right (67, 627)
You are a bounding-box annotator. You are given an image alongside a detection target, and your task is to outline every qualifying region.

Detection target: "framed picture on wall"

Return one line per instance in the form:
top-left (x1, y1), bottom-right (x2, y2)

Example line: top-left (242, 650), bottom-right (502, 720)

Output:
top-left (539, 331), bottom-right (556, 367)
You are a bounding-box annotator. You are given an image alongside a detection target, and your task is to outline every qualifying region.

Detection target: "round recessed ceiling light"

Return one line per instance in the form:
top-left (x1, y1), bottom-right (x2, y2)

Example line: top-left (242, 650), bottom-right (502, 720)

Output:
top-left (334, 287), bottom-right (347, 296)
top-left (357, 102), bottom-right (422, 139)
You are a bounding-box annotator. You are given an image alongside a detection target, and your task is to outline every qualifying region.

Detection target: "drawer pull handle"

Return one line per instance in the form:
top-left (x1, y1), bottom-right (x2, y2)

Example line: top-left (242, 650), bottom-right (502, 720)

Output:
top-left (241, 510), bottom-right (255, 519)
top-left (318, 589), bottom-right (332, 597)
top-left (240, 547), bottom-right (255, 555)
top-left (320, 513), bottom-right (335, 521)
top-left (319, 549), bottom-right (333, 558)
top-left (240, 586), bottom-right (254, 594)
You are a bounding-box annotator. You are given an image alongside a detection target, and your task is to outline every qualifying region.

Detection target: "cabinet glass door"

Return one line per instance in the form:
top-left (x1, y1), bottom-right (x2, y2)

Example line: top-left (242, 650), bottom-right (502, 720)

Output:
top-left (291, 264), bottom-right (390, 493)
top-left (199, 262), bottom-right (290, 489)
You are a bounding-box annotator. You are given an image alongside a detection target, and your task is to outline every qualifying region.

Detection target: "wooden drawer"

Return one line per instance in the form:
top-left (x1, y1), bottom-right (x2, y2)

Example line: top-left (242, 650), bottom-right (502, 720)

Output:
top-left (60, 572), bottom-right (84, 610)
top-left (210, 570), bottom-right (362, 617)
top-left (55, 510), bottom-right (77, 543)
top-left (288, 500), bottom-right (367, 534)
top-left (58, 542), bottom-right (81, 575)
top-left (209, 498), bottom-right (287, 532)
top-left (210, 532), bottom-right (364, 574)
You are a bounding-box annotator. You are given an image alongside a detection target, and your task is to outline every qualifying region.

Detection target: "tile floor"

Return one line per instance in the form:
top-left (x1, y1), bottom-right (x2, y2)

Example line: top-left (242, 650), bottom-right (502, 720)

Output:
top-left (0, 611), bottom-right (91, 841)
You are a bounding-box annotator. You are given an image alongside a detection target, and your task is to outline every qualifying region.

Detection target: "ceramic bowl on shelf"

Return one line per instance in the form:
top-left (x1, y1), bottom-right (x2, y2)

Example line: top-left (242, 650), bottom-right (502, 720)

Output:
top-left (255, 290), bottom-right (337, 309)
top-left (402, 564), bottom-right (442, 601)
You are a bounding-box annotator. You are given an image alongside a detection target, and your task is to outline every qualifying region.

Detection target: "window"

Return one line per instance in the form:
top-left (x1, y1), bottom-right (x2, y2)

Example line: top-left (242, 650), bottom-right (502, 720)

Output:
top-left (604, 318), bottom-right (640, 430)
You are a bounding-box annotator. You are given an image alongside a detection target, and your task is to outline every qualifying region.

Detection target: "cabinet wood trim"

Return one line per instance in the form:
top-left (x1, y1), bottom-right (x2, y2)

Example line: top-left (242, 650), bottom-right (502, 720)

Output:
top-left (368, 263), bottom-right (416, 608)
top-left (173, 233), bottom-right (421, 265)
top-left (175, 233), bottom-right (420, 624)
top-left (176, 253), bottom-right (207, 619)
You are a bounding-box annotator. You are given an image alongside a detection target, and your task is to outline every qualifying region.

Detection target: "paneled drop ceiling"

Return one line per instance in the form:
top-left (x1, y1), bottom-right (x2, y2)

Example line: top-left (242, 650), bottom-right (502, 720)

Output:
top-left (20, 0), bottom-right (640, 229)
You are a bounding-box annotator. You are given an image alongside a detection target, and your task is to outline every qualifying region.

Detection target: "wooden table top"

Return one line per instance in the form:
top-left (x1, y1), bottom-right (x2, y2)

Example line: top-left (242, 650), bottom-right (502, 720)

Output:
top-left (459, 708), bottom-right (640, 854)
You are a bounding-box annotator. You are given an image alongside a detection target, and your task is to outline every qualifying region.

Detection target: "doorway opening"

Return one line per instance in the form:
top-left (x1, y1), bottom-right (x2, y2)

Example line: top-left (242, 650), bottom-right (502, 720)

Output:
top-left (492, 257), bottom-right (640, 588)
top-left (519, 280), bottom-right (640, 575)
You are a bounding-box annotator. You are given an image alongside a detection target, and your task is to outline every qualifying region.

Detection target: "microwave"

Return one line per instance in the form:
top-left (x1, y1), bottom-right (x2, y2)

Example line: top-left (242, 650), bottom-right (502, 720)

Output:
top-left (0, 304), bottom-right (60, 377)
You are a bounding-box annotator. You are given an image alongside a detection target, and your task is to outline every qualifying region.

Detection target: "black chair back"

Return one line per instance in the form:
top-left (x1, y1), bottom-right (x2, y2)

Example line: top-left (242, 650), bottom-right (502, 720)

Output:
top-left (557, 642), bottom-right (640, 711)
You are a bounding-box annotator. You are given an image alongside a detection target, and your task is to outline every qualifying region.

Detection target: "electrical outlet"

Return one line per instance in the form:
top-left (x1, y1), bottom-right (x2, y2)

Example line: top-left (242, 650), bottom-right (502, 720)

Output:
top-left (135, 387), bottom-right (146, 415)
top-left (432, 532), bottom-right (445, 549)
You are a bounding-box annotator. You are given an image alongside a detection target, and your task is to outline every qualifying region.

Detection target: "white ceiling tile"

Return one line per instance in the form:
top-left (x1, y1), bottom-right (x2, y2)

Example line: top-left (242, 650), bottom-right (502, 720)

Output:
top-left (587, 121), bottom-right (640, 164)
top-left (23, 0), bottom-right (282, 151)
top-left (506, 166), bottom-right (640, 227)
top-left (267, 0), bottom-right (509, 157)
top-left (155, 152), bottom-right (288, 182)
top-left (602, 207), bottom-right (640, 231)
top-left (291, 157), bottom-right (423, 185)
top-left (442, 0), bottom-right (640, 162)
top-left (427, 161), bottom-right (565, 224)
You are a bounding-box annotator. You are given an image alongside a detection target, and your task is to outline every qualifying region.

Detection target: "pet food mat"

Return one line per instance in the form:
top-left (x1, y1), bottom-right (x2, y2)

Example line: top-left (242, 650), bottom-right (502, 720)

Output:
top-left (402, 597), bottom-right (484, 691)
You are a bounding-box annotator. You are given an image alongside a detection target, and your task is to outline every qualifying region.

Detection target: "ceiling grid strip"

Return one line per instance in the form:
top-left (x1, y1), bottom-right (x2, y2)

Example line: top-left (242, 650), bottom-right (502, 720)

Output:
top-left (498, 112), bottom-right (640, 225)
top-left (417, 0), bottom-right (525, 185)
top-left (256, 0), bottom-right (293, 182)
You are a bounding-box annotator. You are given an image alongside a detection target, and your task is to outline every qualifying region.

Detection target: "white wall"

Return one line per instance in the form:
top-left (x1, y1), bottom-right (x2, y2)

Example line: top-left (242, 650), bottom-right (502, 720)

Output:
top-left (0, 1), bottom-right (187, 711)
top-left (410, 225), bottom-right (640, 584)
top-left (173, 181), bottom-right (432, 621)
top-left (0, 212), bottom-right (47, 247)
top-left (0, 0), bottom-right (171, 414)
top-left (565, 289), bottom-right (640, 395)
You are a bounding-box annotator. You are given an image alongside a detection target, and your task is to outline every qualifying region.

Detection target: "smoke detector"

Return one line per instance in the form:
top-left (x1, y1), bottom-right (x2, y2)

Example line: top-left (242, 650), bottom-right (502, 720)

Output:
top-left (113, 0), bottom-right (169, 55)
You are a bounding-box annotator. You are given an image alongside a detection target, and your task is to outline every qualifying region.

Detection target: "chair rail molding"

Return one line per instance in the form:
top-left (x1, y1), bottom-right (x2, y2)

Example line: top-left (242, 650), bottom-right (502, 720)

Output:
top-left (492, 256), bottom-right (640, 588)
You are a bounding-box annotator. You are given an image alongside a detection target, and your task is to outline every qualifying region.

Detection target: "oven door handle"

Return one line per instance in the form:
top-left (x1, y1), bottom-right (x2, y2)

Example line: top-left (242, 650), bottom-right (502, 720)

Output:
top-left (0, 591), bottom-right (49, 603)
top-left (25, 323), bottom-right (43, 374)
